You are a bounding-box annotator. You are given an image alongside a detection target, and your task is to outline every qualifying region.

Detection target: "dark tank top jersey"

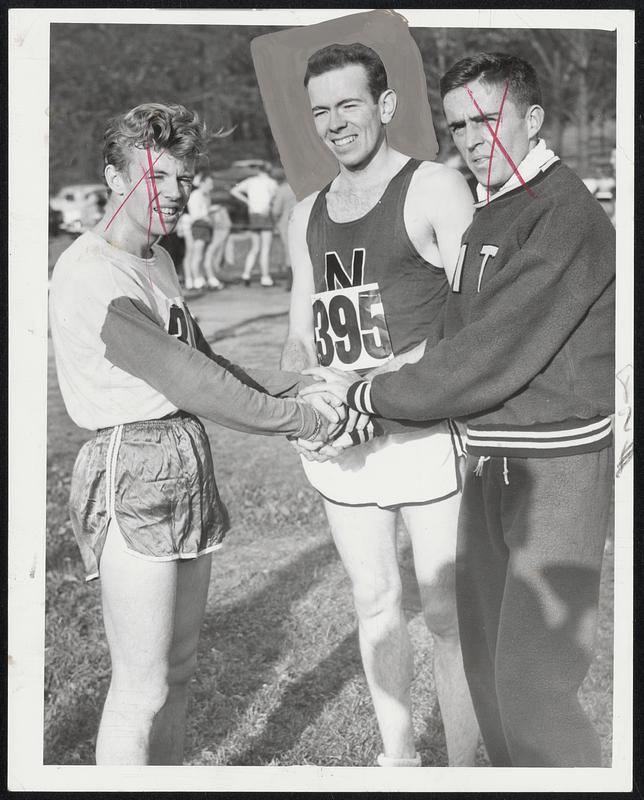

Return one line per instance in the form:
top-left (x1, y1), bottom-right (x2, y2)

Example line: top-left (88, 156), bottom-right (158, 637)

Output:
top-left (306, 158), bottom-right (448, 357)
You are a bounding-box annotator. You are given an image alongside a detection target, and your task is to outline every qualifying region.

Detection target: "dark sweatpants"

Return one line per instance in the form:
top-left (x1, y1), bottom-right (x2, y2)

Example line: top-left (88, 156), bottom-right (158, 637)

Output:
top-left (456, 448), bottom-right (613, 766)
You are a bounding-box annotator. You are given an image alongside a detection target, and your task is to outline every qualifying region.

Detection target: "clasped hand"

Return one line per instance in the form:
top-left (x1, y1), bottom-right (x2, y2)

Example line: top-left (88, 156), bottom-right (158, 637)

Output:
top-left (293, 367), bottom-right (369, 462)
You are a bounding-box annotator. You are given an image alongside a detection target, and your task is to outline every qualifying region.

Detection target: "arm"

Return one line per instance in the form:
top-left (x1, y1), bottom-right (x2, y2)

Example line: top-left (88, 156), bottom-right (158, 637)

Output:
top-left (280, 196), bottom-right (319, 372)
top-left (100, 296), bottom-right (330, 440)
top-left (278, 195), bottom-right (361, 458)
top-left (271, 185), bottom-right (285, 221)
top-left (229, 178), bottom-right (249, 206)
top-left (354, 169), bottom-right (469, 411)
top-left (424, 166), bottom-right (475, 286)
top-left (190, 313), bottom-right (311, 398)
top-left (365, 339), bottom-right (427, 378)
top-left (354, 202), bottom-right (616, 421)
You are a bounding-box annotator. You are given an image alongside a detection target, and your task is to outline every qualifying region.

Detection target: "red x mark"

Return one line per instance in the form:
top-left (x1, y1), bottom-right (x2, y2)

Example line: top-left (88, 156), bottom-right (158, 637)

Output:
top-left (141, 163), bottom-right (155, 260)
top-left (464, 81), bottom-right (536, 201)
top-left (146, 145), bottom-right (168, 236)
top-left (104, 147), bottom-right (168, 231)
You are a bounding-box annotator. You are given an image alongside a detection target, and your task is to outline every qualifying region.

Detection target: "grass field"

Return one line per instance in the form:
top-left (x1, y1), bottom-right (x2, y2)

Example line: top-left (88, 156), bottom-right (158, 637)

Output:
top-left (44, 245), bottom-right (614, 767)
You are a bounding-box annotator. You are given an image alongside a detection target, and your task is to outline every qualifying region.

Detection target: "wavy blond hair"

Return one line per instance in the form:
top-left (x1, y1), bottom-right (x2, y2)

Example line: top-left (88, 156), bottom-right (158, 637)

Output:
top-left (103, 102), bottom-right (207, 176)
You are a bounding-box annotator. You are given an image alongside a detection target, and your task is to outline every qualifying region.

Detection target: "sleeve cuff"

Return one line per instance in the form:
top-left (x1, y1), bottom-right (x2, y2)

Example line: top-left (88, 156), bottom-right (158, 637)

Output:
top-left (346, 380), bottom-right (375, 414)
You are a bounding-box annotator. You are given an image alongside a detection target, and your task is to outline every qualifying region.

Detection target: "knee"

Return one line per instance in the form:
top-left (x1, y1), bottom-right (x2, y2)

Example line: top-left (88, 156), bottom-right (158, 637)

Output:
top-left (418, 576), bottom-right (459, 641)
top-left (352, 581), bottom-right (402, 627)
top-left (109, 669), bottom-right (171, 719)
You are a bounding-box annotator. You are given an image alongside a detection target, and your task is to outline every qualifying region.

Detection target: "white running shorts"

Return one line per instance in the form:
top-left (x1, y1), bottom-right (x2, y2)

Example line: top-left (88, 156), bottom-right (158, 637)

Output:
top-left (301, 420), bottom-right (463, 508)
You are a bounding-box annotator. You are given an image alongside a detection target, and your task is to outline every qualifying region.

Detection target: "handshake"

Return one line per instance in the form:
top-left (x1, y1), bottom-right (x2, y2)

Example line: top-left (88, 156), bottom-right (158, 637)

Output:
top-left (293, 366), bottom-right (371, 463)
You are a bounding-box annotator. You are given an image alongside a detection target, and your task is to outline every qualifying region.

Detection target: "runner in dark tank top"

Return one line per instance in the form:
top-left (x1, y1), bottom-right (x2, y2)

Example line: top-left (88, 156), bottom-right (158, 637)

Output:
top-left (280, 43), bottom-right (478, 767)
top-left (307, 158), bottom-right (448, 357)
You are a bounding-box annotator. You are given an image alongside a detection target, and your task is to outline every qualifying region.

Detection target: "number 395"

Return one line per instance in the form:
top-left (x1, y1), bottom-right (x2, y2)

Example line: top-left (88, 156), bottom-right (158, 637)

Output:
top-left (313, 288), bottom-right (391, 367)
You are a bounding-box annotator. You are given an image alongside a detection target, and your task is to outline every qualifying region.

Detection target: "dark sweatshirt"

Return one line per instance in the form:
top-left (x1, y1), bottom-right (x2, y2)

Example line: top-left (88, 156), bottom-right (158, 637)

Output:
top-left (355, 158), bottom-right (615, 458)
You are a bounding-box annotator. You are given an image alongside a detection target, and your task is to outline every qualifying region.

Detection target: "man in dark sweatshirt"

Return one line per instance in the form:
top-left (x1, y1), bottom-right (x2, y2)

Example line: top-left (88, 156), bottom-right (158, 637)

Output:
top-left (301, 53), bottom-right (615, 767)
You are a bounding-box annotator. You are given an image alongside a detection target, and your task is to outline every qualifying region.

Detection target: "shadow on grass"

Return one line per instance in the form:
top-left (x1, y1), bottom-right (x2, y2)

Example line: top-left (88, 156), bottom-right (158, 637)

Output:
top-left (188, 538), bottom-right (362, 760)
top-left (227, 629), bottom-right (360, 765)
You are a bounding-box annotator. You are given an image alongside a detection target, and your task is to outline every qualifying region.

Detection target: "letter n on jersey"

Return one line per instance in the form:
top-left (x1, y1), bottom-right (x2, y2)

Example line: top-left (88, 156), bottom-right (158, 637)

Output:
top-left (325, 248), bottom-right (365, 290)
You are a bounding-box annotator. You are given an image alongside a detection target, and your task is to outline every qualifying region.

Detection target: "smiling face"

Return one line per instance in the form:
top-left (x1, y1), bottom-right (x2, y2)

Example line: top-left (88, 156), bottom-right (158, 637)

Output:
top-left (110, 147), bottom-right (196, 238)
top-left (307, 64), bottom-right (390, 170)
top-left (443, 77), bottom-right (538, 192)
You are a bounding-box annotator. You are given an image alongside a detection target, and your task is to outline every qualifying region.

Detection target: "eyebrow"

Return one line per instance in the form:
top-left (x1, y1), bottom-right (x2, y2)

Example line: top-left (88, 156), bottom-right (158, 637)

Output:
top-left (311, 97), bottom-right (364, 112)
top-left (448, 112), bottom-right (500, 128)
top-left (145, 169), bottom-right (194, 180)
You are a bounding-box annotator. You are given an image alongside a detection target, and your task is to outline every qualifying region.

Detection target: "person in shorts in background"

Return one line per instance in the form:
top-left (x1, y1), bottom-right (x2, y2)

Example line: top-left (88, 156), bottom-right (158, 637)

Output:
top-left (204, 191), bottom-right (233, 284)
top-left (186, 172), bottom-right (223, 290)
top-left (49, 102), bottom-right (339, 766)
top-left (230, 165), bottom-right (278, 287)
top-left (175, 208), bottom-right (194, 287)
top-left (270, 168), bottom-right (297, 290)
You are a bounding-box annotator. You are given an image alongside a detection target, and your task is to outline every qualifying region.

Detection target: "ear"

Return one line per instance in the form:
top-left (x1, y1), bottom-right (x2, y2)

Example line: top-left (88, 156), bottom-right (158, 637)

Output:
top-left (379, 88), bottom-right (397, 125)
top-left (525, 104), bottom-right (545, 141)
top-left (105, 163), bottom-right (127, 196)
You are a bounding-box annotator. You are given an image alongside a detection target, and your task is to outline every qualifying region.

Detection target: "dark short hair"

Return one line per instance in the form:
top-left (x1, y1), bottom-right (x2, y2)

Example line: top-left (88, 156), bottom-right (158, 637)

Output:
top-left (439, 52), bottom-right (541, 113)
top-left (103, 102), bottom-right (207, 175)
top-left (304, 42), bottom-right (388, 103)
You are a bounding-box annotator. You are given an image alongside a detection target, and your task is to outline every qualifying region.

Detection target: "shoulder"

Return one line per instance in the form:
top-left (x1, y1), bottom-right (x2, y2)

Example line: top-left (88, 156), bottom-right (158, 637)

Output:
top-left (50, 233), bottom-right (106, 292)
top-left (549, 167), bottom-right (615, 237)
top-left (49, 234), bottom-right (122, 322)
top-left (291, 191), bottom-right (320, 227)
top-left (153, 243), bottom-right (181, 284)
top-left (410, 161), bottom-right (472, 196)
top-left (153, 242), bottom-right (175, 268)
top-left (405, 161), bottom-right (474, 223)
top-left (408, 161), bottom-right (474, 219)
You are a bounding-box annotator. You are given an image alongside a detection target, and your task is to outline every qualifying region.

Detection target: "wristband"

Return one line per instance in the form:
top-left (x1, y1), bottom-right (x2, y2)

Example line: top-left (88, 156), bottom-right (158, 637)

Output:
top-left (346, 380), bottom-right (374, 414)
top-left (348, 420), bottom-right (377, 446)
top-left (296, 404), bottom-right (322, 442)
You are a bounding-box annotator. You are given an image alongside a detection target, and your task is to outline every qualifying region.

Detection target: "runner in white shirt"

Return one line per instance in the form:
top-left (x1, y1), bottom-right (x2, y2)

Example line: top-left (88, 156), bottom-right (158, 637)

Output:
top-left (230, 168), bottom-right (278, 287)
top-left (49, 102), bottom-right (337, 766)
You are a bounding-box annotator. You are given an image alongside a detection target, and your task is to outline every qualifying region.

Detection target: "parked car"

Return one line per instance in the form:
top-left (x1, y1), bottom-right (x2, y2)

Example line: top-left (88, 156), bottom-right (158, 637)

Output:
top-left (50, 183), bottom-right (107, 234)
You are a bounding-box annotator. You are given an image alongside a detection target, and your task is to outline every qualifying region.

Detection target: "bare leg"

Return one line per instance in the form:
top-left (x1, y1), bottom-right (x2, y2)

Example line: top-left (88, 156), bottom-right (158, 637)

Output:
top-left (95, 520), bottom-right (211, 765)
top-left (258, 230), bottom-right (274, 284)
top-left (149, 552), bottom-right (212, 764)
top-left (211, 236), bottom-right (229, 276)
top-left (241, 232), bottom-right (260, 281)
top-left (182, 233), bottom-right (195, 289)
top-left (190, 240), bottom-right (206, 288)
top-left (96, 521), bottom-right (177, 764)
top-left (402, 495), bottom-right (479, 766)
top-left (323, 500), bottom-right (416, 760)
top-left (202, 242), bottom-right (222, 287)
top-left (224, 234), bottom-right (237, 267)
top-left (204, 225), bottom-right (230, 283)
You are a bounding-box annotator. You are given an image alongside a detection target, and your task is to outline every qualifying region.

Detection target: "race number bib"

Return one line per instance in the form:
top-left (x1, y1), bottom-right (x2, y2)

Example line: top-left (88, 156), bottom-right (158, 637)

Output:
top-left (312, 283), bottom-right (393, 371)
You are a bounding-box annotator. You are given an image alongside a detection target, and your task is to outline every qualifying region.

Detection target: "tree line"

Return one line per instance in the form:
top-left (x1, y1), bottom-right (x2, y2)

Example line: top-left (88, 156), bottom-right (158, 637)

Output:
top-left (49, 23), bottom-right (615, 193)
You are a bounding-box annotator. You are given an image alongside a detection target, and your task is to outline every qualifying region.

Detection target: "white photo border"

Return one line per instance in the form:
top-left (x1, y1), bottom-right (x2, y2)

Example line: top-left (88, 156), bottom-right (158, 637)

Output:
top-left (8, 7), bottom-right (634, 792)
